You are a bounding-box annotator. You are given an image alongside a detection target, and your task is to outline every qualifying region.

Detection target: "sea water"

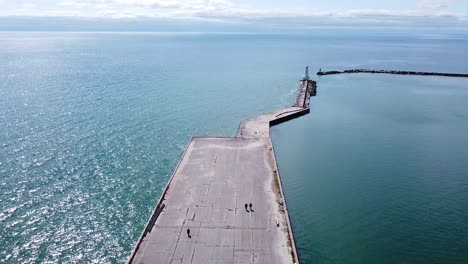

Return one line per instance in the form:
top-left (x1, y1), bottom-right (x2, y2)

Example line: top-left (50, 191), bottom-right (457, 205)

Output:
top-left (1, 32), bottom-right (467, 263)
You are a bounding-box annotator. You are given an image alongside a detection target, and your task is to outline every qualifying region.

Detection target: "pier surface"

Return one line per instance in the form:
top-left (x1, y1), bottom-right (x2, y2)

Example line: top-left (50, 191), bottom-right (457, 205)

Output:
top-left (128, 80), bottom-right (316, 264)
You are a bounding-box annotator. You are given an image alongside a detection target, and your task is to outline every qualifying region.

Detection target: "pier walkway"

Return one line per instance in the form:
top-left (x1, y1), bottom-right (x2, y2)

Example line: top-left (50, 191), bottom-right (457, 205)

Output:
top-left (237, 81), bottom-right (313, 139)
top-left (128, 79), bottom-right (316, 264)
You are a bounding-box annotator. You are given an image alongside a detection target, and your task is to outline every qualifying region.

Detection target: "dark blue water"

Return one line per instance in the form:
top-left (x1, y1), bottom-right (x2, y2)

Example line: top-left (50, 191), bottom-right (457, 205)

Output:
top-left (1, 32), bottom-right (467, 263)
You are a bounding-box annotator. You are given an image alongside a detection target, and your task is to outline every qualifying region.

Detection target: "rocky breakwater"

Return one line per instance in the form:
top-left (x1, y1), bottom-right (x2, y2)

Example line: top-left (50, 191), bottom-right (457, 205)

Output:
top-left (308, 80), bottom-right (317, 97)
top-left (317, 69), bottom-right (468, 78)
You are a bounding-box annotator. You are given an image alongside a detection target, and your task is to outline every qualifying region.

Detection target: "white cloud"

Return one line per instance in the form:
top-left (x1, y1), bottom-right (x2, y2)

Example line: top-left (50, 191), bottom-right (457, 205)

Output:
top-left (418, 0), bottom-right (454, 10)
top-left (1, 0), bottom-right (468, 28)
top-left (115, 0), bottom-right (189, 9)
top-left (56, 0), bottom-right (232, 10)
top-left (59, 1), bottom-right (92, 8)
top-left (22, 3), bottom-right (36, 9)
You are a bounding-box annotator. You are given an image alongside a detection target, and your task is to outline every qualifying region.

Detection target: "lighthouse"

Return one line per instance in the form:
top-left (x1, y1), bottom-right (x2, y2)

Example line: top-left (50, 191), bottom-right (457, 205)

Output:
top-left (302, 66), bottom-right (310, 81)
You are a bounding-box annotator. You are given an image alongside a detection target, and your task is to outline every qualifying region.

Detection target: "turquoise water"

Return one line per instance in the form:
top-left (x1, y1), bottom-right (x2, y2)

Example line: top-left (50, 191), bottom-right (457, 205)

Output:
top-left (1, 32), bottom-right (468, 263)
top-left (272, 75), bottom-right (468, 263)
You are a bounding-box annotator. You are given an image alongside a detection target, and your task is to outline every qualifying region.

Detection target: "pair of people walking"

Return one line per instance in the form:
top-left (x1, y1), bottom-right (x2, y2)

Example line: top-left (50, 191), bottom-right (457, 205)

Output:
top-left (244, 203), bottom-right (254, 212)
top-left (187, 202), bottom-right (255, 239)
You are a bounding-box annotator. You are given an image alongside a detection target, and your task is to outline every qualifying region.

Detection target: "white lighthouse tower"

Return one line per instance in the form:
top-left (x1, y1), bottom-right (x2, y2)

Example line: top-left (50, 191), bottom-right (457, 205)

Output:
top-left (302, 66), bottom-right (310, 81)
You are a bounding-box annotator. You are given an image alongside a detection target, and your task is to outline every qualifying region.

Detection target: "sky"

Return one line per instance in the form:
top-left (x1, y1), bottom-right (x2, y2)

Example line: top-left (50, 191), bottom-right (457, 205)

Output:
top-left (1, 0), bottom-right (468, 31)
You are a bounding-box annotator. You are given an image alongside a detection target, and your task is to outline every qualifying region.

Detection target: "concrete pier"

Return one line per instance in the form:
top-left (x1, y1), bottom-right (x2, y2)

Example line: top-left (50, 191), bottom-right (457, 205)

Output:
top-left (128, 79), bottom-right (316, 264)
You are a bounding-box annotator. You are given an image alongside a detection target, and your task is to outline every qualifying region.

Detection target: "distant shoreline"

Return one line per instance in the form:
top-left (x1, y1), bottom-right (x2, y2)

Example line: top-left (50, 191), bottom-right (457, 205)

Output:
top-left (317, 69), bottom-right (468, 78)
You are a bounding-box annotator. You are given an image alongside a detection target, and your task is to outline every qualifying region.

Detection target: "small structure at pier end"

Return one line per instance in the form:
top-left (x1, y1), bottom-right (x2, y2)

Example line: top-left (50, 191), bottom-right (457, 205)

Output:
top-left (302, 66), bottom-right (310, 81)
top-left (128, 69), bottom-right (317, 264)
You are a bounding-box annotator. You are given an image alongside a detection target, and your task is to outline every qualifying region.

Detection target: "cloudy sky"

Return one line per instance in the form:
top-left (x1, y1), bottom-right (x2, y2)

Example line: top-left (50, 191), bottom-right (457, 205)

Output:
top-left (1, 0), bottom-right (468, 30)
